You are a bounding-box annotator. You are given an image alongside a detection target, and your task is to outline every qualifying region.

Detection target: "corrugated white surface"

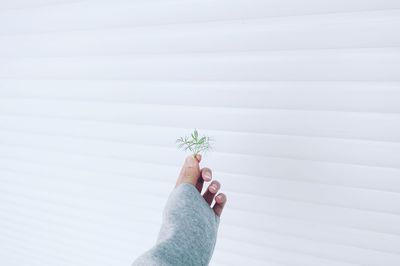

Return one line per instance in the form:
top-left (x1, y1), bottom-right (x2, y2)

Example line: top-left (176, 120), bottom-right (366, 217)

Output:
top-left (1, 1), bottom-right (400, 265)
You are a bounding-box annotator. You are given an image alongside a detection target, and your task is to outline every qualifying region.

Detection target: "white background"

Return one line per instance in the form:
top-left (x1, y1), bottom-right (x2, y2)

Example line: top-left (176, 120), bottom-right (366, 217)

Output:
top-left (1, 0), bottom-right (400, 265)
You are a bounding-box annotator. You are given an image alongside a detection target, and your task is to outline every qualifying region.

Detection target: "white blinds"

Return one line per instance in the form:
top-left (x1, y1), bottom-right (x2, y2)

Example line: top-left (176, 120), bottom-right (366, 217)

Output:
top-left (1, 1), bottom-right (400, 265)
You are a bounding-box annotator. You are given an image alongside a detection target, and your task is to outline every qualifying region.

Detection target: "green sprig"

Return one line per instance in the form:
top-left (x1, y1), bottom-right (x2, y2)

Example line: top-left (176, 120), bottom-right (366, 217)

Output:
top-left (176, 129), bottom-right (213, 155)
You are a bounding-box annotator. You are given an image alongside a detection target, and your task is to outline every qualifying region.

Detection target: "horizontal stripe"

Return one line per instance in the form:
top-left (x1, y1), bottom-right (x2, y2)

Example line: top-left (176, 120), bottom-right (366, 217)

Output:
top-left (0, 120), bottom-right (399, 168)
top-left (0, 80), bottom-right (399, 113)
top-left (1, 1), bottom-right (400, 34)
top-left (1, 154), bottom-right (400, 195)
top-left (1, 49), bottom-right (399, 81)
top-left (1, 99), bottom-right (399, 141)
top-left (0, 11), bottom-right (399, 56)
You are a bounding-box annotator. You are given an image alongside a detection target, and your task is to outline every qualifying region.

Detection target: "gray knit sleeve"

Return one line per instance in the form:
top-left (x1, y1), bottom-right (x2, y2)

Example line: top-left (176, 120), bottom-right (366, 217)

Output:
top-left (132, 183), bottom-right (220, 266)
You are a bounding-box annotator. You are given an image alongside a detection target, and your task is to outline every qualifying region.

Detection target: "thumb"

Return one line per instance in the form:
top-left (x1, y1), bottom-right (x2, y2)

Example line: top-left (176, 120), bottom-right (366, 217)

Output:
top-left (176, 154), bottom-right (202, 187)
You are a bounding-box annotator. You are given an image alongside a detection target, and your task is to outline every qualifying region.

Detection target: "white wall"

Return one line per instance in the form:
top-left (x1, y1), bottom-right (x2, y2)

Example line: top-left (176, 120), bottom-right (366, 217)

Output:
top-left (0, 1), bottom-right (400, 265)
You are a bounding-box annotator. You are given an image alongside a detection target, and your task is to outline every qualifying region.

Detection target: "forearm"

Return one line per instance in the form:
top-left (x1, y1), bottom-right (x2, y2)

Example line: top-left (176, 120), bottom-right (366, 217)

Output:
top-left (132, 183), bottom-right (220, 266)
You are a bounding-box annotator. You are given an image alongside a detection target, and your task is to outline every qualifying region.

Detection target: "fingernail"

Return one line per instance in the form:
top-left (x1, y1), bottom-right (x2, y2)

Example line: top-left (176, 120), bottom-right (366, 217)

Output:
top-left (196, 154), bottom-right (202, 162)
top-left (204, 173), bottom-right (211, 181)
top-left (210, 185), bottom-right (217, 192)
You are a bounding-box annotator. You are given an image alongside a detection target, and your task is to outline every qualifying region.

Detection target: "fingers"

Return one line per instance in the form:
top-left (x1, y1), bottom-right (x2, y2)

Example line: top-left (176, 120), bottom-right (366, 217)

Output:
top-left (213, 193), bottom-right (227, 217)
top-left (175, 155), bottom-right (227, 217)
top-left (203, 180), bottom-right (220, 205)
top-left (201, 167), bottom-right (212, 182)
top-left (195, 166), bottom-right (212, 192)
top-left (195, 175), bottom-right (204, 192)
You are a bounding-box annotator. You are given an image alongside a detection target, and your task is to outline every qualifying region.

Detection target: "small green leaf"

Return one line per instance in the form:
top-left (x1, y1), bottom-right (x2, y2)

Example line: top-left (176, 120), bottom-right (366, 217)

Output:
top-left (176, 129), bottom-right (213, 155)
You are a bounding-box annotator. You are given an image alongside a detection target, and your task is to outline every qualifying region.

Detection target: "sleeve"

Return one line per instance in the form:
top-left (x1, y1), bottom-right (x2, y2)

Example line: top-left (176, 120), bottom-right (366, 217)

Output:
top-left (132, 183), bottom-right (220, 266)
